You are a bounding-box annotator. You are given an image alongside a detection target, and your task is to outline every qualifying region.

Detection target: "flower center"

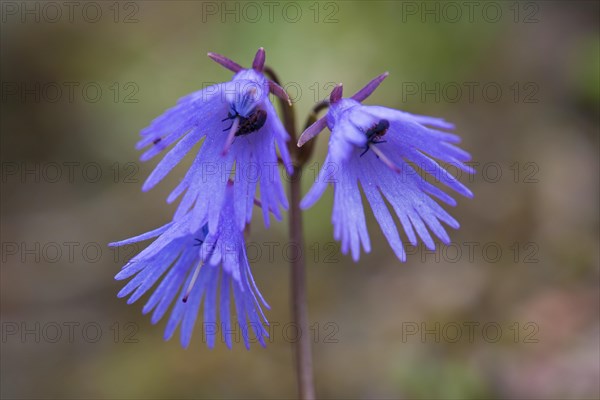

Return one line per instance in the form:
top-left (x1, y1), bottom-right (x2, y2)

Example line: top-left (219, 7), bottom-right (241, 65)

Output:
top-left (366, 119), bottom-right (389, 141)
top-left (360, 119), bottom-right (389, 157)
top-left (236, 108), bottom-right (267, 136)
top-left (222, 106), bottom-right (267, 137)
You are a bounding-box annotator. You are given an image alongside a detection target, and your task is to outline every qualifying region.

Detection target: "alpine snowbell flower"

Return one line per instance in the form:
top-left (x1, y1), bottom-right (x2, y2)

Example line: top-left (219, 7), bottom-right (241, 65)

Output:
top-left (109, 185), bottom-right (269, 349)
top-left (297, 74), bottom-right (474, 262)
top-left (138, 48), bottom-right (292, 233)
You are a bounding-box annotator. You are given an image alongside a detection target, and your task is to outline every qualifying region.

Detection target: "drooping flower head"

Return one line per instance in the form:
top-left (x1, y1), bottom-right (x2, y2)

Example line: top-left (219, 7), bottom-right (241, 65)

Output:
top-left (109, 185), bottom-right (269, 349)
top-left (138, 48), bottom-right (292, 234)
top-left (298, 74), bottom-right (474, 262)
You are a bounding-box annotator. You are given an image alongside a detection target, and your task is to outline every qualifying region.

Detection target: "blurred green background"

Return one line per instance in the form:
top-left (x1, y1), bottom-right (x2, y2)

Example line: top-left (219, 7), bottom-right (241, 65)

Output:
top-left (1, 1), bottom-right (599, 399)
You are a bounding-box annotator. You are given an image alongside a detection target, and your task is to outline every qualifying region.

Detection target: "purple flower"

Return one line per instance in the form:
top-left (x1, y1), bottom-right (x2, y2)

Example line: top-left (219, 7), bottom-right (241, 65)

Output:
top-left (297, 74), bottom-right (474, 262)
top-left (109, 185), bottom-right (269, 349)
top-left (138, 48), bottom-right (292, 233)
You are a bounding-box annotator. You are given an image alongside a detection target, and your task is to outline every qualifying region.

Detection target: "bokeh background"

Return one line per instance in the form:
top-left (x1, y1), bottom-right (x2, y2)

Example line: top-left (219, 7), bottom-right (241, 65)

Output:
top-left (1, 1), bottom-right (599, 399)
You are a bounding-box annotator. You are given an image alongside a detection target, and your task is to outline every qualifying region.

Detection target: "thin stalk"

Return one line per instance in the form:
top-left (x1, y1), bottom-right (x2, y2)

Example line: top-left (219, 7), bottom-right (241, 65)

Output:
top-left (288, 165), bottom-right (315, 400)
top-left (264, 65), bottom-right (315, 400)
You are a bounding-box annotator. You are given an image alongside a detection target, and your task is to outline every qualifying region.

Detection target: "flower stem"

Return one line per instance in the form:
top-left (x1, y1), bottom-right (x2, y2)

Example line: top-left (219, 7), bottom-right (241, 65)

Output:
top-left (264, 65), bottom-right (316, 400)
top-left (289, 164), bottom-right (315, 400)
